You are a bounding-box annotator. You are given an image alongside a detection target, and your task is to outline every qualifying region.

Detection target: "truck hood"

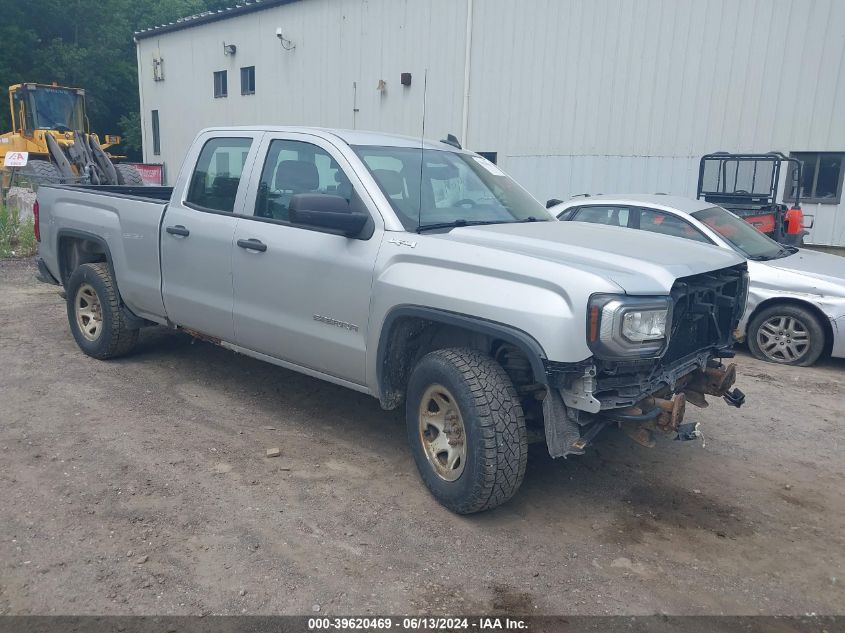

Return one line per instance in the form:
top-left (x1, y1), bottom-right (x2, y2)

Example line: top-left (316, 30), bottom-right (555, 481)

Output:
top-left (434, 221), bottom-right (746, 294)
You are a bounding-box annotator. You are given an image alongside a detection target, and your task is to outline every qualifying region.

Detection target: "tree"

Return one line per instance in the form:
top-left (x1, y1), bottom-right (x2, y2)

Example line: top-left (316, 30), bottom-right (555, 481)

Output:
top-left (0, 0), bottom-right (231, 159)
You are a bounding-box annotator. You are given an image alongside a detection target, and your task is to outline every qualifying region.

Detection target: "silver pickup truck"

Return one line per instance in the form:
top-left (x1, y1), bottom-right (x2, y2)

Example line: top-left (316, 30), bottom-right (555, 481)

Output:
top-left (35, 127), bottom-right (749, 513)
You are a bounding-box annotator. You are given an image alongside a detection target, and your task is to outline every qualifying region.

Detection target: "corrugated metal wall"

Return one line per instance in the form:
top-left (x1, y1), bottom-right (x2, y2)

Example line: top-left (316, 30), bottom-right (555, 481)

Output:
top-left (137, 0), bottom-right (845, 245)
top-left (138, 0), bottom-right (467, 180)
top-left (468, 0), bottom-right (845, 245)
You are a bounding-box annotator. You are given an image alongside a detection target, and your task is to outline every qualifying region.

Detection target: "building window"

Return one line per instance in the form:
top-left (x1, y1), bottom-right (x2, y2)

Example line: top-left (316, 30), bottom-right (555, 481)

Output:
top-left (786, 152), bottom-right (845, 204)
top-left (240, 66), bottom-right (255, 95)
top-left (213, 71), bottom-right (228, 98)
top-left (151, 110), bottom-right (160, 156)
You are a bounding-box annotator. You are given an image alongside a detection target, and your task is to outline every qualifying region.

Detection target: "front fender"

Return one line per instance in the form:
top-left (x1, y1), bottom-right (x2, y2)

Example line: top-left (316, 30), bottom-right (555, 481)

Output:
top-left (365, 239), bottom-right (623, 392)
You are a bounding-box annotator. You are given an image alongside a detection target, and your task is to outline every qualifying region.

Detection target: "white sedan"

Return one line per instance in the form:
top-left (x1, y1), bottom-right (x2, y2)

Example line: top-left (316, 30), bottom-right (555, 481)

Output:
top-left (553, 194), bottom-right (845, 366)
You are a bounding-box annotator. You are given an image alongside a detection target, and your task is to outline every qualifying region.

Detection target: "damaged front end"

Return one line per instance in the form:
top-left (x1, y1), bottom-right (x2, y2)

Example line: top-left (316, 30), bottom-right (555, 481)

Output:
top-left (542, 264), bottom-right (748, 458)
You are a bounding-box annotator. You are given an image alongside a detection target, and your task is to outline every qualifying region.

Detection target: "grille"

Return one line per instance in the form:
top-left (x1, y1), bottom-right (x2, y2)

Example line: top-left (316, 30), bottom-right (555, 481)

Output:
top-left (663, 263), bottom-right (748, 364)
top-left (590, 264), bottom-right (747, 408)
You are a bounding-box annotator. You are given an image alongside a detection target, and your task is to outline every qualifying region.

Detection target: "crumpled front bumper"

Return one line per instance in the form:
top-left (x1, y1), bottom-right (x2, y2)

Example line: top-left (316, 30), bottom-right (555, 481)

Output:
top-left (543, 358), bottom-right (744, 459)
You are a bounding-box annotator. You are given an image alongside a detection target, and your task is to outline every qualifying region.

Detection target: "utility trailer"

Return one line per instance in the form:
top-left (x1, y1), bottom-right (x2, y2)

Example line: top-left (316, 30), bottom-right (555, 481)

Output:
top-left (696, 152), bottom-right (807, 246)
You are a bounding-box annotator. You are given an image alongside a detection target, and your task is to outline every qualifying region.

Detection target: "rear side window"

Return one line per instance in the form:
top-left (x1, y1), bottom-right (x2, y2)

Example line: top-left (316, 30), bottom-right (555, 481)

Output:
top-left (186, 137), bottom-right (252, 213)
top-left (573, 205), bottom-right (631, 227)
top-left (638, 208), bottom-right (710, 243)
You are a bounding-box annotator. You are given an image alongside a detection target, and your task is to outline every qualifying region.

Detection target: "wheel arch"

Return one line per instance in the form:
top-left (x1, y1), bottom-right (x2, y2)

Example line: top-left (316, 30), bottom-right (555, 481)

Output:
top-left (747, 297), bottom-right (834, 356)
top-left (56, 229), bottom-right (114, 286)
top-left (375, 305), bottom-right (548, 410)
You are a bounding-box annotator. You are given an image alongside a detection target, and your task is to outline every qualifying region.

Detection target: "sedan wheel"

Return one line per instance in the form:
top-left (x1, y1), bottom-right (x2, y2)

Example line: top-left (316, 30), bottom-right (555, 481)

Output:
top-left (748, 304), bottom-right (826, 367)
top-left (756, 315), bottom-right (810, 363)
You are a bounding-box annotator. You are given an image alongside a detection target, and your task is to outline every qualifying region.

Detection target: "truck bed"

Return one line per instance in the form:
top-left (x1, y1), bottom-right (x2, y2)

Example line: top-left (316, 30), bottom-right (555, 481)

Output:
top-left (53, 184), bottom-right (175, 202)
top-left (36, 184), bottom-right (171, 322)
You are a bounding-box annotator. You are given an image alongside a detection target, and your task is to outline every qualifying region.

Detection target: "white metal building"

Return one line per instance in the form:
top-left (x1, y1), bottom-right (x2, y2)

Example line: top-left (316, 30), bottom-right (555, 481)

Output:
top-left (135, 0), bottom-right (845, 246)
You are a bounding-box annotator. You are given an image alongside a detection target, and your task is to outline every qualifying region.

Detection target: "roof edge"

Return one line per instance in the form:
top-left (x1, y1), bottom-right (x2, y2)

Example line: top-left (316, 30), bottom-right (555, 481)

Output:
top-left (134, 0), bottom-right (299, 41)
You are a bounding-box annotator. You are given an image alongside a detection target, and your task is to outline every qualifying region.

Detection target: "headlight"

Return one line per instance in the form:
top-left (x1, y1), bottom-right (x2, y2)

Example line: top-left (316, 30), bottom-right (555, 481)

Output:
top-left (587, 294), bottom-right (672, 359)
top-left (622, 309), bottom-right (668, 342)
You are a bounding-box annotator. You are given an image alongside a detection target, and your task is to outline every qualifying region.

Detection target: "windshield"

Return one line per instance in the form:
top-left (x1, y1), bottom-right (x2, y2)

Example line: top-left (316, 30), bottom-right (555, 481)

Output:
top-left (352, 145), bottom-right (552, 231)
top-left (692, 206), bottom-right (792, 260)
top-left (26, 87), bottom-right (85, 131)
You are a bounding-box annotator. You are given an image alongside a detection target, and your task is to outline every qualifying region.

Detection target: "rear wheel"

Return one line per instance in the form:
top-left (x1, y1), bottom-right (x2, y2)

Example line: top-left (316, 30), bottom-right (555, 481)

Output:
top-left (114, 164), bottom-right (145, 186)
top-left (406, 348), bottom-right (527, 514)
top-left (747, 304), bottom-right (825, 366)
top-left (65, 263), bottom-right (139, 359)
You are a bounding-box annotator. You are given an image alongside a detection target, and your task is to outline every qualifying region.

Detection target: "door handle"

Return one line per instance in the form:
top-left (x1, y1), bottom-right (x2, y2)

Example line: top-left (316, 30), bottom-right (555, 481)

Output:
top-left (166, 225), bottom-right (190, 237)
top-left (237, 238), bottom-right (267, 252)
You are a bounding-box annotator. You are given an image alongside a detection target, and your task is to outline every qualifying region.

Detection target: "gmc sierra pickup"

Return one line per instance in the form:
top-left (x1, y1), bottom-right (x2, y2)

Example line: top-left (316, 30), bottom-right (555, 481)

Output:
top-left (35, 127), bottom-right (749, 513)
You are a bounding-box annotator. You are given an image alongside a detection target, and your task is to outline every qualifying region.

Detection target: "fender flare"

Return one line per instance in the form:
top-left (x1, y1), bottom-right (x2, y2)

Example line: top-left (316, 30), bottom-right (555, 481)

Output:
top-left (54, 229), bottom-right (148, 329)
top-left (55, 228), bottom-right (115, 284)
top-left (375, 305), bottom-right (550, 398)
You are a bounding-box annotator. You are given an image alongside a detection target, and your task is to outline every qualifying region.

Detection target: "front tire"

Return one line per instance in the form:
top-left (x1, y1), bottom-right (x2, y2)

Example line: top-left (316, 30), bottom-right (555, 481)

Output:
top-left (747, 304), bottom-right (825, 366)
top-left (65, 263), bottom-right (139, 359)
top-left (406, 348), bottom-right (527, 514)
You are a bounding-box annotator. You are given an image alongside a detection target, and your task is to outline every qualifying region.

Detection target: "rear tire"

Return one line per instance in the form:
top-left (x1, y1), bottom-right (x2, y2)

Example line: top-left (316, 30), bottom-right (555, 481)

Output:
top-left (405, 348), bottom-right (527, 514)
top-left (21, 159), bottom-right (63, 185)
top-left (747, 304), bottom-right (825, 366)
top-left (114, 164), bottom-right (145, 186)
top-left (65, 263), bottom-right (139, 359)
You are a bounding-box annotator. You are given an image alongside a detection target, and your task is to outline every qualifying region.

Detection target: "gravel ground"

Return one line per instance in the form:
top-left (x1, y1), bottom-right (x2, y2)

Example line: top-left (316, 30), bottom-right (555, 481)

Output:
top-left (1, 258), bottom-right (843, 615)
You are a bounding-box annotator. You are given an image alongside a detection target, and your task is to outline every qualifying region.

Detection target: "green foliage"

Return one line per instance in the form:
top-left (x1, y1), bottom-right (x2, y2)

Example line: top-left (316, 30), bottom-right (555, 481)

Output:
top-left (0, 0), bottom-right (232, 158)
top-left (0, 203), bottom-right (36, 258)
top-left (119, 111), bottom-right (143, 155)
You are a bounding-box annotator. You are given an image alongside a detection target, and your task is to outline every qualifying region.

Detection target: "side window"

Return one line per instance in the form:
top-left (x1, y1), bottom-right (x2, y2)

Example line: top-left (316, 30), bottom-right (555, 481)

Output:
top-left (255, 139), bottom-right (354, 222)
top-left (573, 205), bottom-right (631, 227)
top-left (213, 70), bottom-right (228, 98)
top-left (240, 66), bottom-right (256, 95)
top-left (638, 208), bottom-right (710, 243)
top-left (786, 152), bottom-right (844, 204)
top-left (186, 137), bottom-right (253, 213)
top-left (151, 110), bottom-right (161, 156)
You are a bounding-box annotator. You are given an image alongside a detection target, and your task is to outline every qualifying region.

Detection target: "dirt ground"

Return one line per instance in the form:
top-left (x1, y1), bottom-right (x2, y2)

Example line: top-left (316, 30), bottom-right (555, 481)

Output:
top-left (1, 258), bottom-right (843, 616)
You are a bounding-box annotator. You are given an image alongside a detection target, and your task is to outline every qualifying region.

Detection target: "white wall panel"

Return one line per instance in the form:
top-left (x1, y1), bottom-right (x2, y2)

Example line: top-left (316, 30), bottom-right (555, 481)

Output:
top-left (137, 0), bottom-right (845, 244)
top-left (137, 0), bottom-right (467, 179)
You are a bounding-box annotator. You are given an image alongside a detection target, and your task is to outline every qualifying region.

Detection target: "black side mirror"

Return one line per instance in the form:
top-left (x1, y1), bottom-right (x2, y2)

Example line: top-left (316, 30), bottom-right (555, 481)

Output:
top-left (546, 198), bottom-right (564, 209)
top-left (289, 193), bottom-right (369, 237)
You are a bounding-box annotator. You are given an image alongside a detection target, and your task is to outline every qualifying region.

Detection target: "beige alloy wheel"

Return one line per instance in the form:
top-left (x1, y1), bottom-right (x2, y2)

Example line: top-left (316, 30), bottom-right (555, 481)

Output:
top-left (418, 383), bottom-right (467, 482)
top-left (75, 282), bottom-right (103, 341)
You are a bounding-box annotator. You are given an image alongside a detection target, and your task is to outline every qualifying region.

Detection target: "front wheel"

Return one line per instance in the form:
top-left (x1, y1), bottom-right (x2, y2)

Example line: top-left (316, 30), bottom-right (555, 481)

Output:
top-left (747, 304), bottom-right (826, 366)
top-left (405, 348), bottom-right (527, 514)
top-left (65, 263), bottom-right (139, 359)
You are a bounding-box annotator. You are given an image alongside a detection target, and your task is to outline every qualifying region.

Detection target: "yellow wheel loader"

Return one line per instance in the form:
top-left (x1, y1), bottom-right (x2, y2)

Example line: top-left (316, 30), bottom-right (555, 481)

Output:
top-left (1, 82), bottom-right (143, 187)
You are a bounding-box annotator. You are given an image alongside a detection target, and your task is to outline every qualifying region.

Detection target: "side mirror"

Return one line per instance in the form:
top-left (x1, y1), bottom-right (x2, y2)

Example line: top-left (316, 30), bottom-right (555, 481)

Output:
top-left (289, 193), bottom-right (369, 237)
top-left (546, 198), bottom-right (564, 209)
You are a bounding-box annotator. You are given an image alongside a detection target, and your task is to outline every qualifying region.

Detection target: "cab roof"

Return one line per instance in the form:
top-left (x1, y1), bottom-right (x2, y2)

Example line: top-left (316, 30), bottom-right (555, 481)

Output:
top-left (199, 126), bottom-right (465, 152)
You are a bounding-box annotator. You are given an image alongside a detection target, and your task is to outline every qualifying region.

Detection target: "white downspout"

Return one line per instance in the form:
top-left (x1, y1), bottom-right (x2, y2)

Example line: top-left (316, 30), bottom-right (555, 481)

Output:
top-left (461, 0), bottom-right (473, 146)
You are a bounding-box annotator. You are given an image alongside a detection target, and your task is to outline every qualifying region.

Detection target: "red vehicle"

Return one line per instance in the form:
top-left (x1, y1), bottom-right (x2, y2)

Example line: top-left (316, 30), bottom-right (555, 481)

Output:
top-left (696, 152), bottom-right (807, 246)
